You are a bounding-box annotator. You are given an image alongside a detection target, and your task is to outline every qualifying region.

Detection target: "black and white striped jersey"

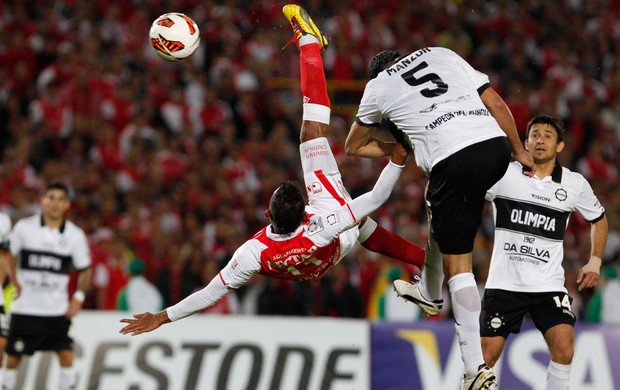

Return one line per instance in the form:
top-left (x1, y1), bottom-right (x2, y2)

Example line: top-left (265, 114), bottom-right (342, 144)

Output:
top-left (356, 47), bottom-right (505, 175)
top-left (9, 214), bottom-right (91, 316)
top-left (485, 162), bottom-right (605, 293)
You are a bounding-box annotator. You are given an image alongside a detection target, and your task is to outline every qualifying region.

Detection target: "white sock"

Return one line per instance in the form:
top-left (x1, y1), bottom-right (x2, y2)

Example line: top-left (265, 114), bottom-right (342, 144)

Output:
top-left (544, 361), bottom-right (571, 390)
top-left (449, 272), bottom-right (485, 376)
top-left (298, 34), bottom-right (319, 47)
top-left (420, 234), bottom-right (444, 300)
top-left (2, 369), bottom-right (16, 390)
top-left (59, 367), bottom-right (76, 390)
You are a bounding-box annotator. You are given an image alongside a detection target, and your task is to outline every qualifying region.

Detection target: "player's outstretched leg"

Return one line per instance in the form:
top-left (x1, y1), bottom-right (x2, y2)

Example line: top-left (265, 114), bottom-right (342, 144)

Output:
top-left (283, 4), bottom-right (330, 142)
top-left (282, 4), bottom-right (329, 51)
top-left (358, 217), bottom-right (425, 271)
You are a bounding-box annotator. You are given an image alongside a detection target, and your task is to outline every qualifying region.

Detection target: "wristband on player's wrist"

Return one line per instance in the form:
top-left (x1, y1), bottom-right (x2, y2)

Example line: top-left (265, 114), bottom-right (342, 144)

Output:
top-left (585, 256), bottom-right (602, 274)
top-left (73, 290), bottom-right (85, 303)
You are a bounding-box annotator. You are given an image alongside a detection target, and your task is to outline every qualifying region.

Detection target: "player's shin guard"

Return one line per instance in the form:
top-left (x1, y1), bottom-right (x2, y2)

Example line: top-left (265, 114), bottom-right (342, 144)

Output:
top-left (449, 273), bottom-right (486, 377)
top-left (300, 47), bottom-right (329, 106)
top-left (359, 218), bottom-right (425, 269)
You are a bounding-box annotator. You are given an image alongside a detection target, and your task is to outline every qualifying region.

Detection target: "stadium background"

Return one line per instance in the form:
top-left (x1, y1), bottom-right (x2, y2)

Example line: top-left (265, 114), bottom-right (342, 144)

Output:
top-left (0, 0), bottom-right (619, 387)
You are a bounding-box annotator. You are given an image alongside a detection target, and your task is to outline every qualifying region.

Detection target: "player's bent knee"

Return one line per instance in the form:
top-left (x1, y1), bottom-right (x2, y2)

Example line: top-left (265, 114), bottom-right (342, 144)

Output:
top-left (550, 344), bottom-right (574, 364)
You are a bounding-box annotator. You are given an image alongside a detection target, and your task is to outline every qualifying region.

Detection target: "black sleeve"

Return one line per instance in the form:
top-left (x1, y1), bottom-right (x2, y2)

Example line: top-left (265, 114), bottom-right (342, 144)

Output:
top-left (477, 82), bottom-right (491, 95)
top-left (355, 118), bottom-right (381, 127)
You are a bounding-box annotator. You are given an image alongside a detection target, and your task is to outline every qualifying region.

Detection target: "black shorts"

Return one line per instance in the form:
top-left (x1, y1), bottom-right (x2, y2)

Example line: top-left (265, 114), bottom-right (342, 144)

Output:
top-left (6, 314), bottom-right (73, 355)
top-left (480, 289), bottom-right (576, 338)
top-left (427, 136), bottom-right (510, 254)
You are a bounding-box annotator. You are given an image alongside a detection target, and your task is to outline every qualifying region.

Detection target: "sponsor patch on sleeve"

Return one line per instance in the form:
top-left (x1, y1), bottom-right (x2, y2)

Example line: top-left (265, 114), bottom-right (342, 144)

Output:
top-left (307, 217), bottom-right (324, 235)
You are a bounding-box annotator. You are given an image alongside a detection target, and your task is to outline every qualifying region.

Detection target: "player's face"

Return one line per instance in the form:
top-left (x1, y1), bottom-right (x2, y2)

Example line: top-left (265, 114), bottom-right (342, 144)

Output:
top-left (41, 189), bottom-right (70, 220)
top-left (525, 123), bottom-right (565, 164)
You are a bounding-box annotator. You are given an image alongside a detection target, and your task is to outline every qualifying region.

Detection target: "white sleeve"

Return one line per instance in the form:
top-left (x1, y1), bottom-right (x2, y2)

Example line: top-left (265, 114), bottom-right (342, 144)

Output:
top-left (447, 48), bottom-right (490, 90)
top-left (0, 214), bottom-right (11, 250)
top-left (9, 221), bottom-right (23, 257)
top-left (348, 161), bottom-right (404, 220)
top-left (574, 175), bottom-right (605, 222)
top-left (166, 241), bottom-right (261, 321)
top-left (355, 81), bottom-right (382, 125)
top-left (73, 228), bottom-right (92, 270)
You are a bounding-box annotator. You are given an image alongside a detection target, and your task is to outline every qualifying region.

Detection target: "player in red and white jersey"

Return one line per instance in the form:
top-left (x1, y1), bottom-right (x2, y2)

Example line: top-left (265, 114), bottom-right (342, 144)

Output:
top-left (480, 115), bottom-right (607, 390)
top-left (120, 4), bottom-right (424, 336)
top-left (4, 182), bottom-right (91, 390)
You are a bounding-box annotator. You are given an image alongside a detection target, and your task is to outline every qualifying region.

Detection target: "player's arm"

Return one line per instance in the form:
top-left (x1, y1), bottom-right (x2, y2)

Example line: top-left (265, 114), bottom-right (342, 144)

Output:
top-left (479, 87), bottom-right (535, 176)
top-left (7, 226), bottom-right (21, 297)
top-left (345, 121), bottom-right (396, 158)
top-left (5, 251), bottom-right (19, 297)
top-left (67, 230), bottom-right (92, 317)
top-left (347, 142), bottom-right (408, 219)
top-left (67, 266), bottom-right (92, 318)
top-left (577, 215), bottom-right (608, 291)
top-left (120, 245), bottom-right (260, 336)
top-left (0, 250), bottom-right (10, 301)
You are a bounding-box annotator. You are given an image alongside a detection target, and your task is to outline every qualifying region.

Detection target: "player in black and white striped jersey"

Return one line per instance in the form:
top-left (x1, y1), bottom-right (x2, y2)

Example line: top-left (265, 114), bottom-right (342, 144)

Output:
top-left (4, 182), bottom-right (92, 390)
top-left (480, 115), bottom-right (608, 390)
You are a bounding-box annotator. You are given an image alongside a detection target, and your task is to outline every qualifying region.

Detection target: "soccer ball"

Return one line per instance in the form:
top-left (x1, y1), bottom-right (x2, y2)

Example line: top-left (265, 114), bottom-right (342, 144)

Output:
top-left (149, 13), bottom-right (200, 62)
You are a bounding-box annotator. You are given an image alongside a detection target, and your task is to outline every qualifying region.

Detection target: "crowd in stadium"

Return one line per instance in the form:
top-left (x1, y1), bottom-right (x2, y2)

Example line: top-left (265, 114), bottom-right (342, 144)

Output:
top-left (0, 0), bottom-right (619, 321)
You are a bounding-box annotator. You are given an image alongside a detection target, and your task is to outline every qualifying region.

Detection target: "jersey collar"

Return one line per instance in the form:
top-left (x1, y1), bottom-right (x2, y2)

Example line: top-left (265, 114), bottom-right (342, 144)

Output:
top-left (551, 160), bottom-right (563, 183)
top-left (40, 215), bottom-right (66, 233)
top-left (266, 224), bottom-right (303, 241)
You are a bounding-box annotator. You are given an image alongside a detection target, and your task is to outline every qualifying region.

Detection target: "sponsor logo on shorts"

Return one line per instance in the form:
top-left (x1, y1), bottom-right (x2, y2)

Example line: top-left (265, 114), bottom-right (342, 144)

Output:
top-left (14, 339), bottom-right (24, 353)
top-left (563, 309), bottom-right (576, 320)
top-left (490, 317), bottom-right (502, 329)
top-left (486, 313), bottom-right (505, 333)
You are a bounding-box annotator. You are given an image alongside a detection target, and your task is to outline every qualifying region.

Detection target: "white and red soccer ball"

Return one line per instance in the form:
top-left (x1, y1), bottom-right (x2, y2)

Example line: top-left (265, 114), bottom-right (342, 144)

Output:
top-left (149, 13), bottom-right (200, 62)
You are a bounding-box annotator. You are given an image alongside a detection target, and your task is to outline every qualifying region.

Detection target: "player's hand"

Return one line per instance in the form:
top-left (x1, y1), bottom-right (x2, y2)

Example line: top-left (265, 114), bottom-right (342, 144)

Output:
top-left (66, 298), bottom-right (82, 319)
top-left (390, 142), bottom-right (409, 166)
top-left (120, 311), bottom-right (170, 336)
top-left (11, 282), bottom-right (22, 299)
top-left (514, 150), bottom-right (536, 177)
top-left (577, 256), bottom-right (602, 291)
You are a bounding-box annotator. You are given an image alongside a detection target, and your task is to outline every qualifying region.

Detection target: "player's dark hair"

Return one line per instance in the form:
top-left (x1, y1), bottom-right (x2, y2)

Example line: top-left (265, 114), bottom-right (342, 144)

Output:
top-left (269, 181), bottom-right (305, 235)
top-left (46, 181), bottom-right (70, 196)
top-left (369, 50), bottom-right (401, 79)
top-left (525, 115), bottom-right (565, 143)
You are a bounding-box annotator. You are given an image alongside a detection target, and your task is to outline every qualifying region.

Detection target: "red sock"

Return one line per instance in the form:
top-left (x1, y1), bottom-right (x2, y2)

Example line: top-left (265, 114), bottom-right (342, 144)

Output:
top-left (300, 43), bottom-right (330, 108)
top-left (361, 225), bottom-right (425, 269)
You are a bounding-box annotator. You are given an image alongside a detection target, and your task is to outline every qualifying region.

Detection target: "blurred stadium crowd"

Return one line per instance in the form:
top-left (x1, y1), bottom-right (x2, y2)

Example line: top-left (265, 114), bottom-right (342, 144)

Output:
top-left (0, 0), bottom-right (619, 321)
